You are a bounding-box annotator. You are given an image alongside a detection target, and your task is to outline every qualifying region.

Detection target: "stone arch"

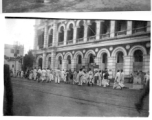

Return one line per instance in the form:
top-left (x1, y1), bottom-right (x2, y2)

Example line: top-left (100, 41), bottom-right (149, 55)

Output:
top-left (36, 55), bottom-right (43, 64)
top-left (84, 50), bottom-right (96, 59)
top-left (74, 51), bottom-right (84, 59)
top-left (64, 52), bottom-right (73, 60)
top-left (76, 20), bottom-right (87, 27)
top-left (97, 48), bottom-right (110, 58)
top-left (56, 53), bottom-right (63, 60)
top-left (48, 27), bottom-right (53, 35)
top-left (128, 45), bottom-right (147, 56)
top-left (46, 54), bottom-right (51, 68)
top-left (111, 47), bottom-right (127, 57)
top-left (66, 21), bottom-right (76, 30)
top-left (58, 23), bottom-right (66, 32)
top-left (36, 55), bottom-right (43, 68)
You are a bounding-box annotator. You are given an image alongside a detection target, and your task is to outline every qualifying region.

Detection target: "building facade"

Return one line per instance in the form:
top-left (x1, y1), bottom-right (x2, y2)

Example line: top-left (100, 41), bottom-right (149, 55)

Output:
top-left (32, 19), bottom-right (150, 78)
top-left (4, 44), bottom-right (24, 75)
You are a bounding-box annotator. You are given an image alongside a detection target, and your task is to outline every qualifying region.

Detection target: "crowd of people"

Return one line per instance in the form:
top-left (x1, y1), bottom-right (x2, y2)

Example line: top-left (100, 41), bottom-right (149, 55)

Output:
top-left (13, 67), bottom-right (149, 90)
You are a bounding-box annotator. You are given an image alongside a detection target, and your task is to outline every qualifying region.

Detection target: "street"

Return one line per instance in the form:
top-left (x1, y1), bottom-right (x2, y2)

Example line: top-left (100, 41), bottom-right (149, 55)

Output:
top-left (11, 78), bottom-right (149, 116)
top-left (3, 0), bottom-right (151, 12)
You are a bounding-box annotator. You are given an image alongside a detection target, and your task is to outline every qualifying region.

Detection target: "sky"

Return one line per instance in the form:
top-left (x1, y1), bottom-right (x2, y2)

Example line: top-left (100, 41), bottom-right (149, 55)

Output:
top-left (5, 18), bottom-right (35, 55)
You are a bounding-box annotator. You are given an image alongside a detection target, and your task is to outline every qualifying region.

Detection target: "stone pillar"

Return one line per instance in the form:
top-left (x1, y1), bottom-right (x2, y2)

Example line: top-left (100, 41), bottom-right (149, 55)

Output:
top-left (84, 24), bottom-right (88, 42)
top-left (143, 55), bottom-right (150, 72)
top-left (123, 56), bottom-right (133, 75)
top-left (82, 58), bottom-right (87, 66)
top-left (73, 27), bottom-right (77, 44)
top-left (43, 22), bottom-right (49, 48)
top-left (147, 21), bottom-right (151, 32)
top-left (51, 50), bottom-right (56, 71)
top-left (62, 59), bottom-right (67, 70)
top-left (52, 21), bottom-right (58, 47)
top-left (71, 59), bottom-right (76, 71)
top-left (34, 27), bottom-right (38, 50)
top-left (96, 21), bottom-right (101, 40)
top-left (64, 30), bottom-right (67, 45)
top-left (42, 52), bottom-right (46, 69)
top-left (107, 56), bottom-right (116, 78)
top-left (127, 21), bottom-right (132, 35)
top-left (110, 20), bottom-right (116, 38)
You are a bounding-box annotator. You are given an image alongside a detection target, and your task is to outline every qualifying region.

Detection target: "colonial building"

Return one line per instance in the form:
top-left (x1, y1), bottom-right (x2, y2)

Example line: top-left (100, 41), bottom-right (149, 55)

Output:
top-left (4, 44), bottom-right (24, 75)
top-left (32, 19), bottom-right (150, 78)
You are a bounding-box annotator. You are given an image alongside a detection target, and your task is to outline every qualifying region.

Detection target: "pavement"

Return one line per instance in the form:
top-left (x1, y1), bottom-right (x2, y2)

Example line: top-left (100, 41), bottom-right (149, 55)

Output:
top-left (3, 0), bottom-right (151, 12)
top-left (11, 77), bottom-right (149, 116)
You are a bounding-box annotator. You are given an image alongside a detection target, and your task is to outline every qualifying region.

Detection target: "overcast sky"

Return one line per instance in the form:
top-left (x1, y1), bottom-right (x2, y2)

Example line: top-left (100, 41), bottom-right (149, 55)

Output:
top-left (5, 18), bottom-right (35, 54)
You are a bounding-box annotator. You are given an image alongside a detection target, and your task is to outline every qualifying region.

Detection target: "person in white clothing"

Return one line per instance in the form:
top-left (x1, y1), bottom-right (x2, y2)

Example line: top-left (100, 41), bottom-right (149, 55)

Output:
top-left (21, 70), bottom-right (24, 78)
top-left (55, 68), bottom-right (61, 83)
top-left (46, 68), bottom-right (51, 82)
top-left (120, 69), bottom-right (125, 88)
top-left (33, 68), bottom-right (37, 81)
top-left (41, 68), bottom-right (46, 82)
top-left (113, 70), bottom-right (122, 89)
top-left (37, 67), bottom-right (42, 82)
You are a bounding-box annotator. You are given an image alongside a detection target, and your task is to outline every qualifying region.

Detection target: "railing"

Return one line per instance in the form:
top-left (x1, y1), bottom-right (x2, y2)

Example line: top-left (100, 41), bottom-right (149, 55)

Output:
top-left (100, 33), bottom-right (110, 39)
top-left (115, 30), bottom-right (127, 36)
top-left (88, 36), bottom-right (96, 41)
top-left (132, 26), bottom-right (147, 34)
top-left (76, 38), bottom-right (84, 43)
top-left (58, 42), bottom-right (64, 46)
top-left (67, 40), bottom-right (73, 44)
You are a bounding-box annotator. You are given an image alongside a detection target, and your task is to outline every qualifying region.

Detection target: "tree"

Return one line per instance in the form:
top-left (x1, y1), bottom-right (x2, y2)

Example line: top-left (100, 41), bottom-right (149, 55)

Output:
top-left (22, 50), bottom-right (35, 72)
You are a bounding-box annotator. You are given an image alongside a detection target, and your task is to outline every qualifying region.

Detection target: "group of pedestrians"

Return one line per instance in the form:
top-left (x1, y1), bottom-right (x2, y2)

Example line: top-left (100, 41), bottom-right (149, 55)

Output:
top-left (21, 67), bottom-right (112, 88)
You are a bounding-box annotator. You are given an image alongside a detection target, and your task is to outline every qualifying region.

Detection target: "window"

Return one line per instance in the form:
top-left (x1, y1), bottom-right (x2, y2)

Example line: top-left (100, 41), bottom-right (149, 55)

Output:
top-left (134, 50), bottom-right (143, 62)
top-left (78, 55), bottom-right (82, 64)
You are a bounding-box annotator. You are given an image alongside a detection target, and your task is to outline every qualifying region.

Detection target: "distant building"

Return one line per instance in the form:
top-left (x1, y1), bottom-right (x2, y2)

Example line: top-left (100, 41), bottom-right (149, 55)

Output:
top-left (4, 44), bottom-right (24, 75)
top-left (32, 19), bottom-right (150, 78)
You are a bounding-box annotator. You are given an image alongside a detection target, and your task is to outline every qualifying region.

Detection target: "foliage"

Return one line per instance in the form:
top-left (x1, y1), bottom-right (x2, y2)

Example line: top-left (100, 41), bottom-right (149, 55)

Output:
top-left (22, 50), bottom-right (35, 72)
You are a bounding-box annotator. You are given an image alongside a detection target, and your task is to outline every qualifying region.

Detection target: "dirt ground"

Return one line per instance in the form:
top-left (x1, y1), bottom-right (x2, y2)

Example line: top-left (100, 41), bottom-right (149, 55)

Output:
top-left (3, 0), bottom-right (151, 12)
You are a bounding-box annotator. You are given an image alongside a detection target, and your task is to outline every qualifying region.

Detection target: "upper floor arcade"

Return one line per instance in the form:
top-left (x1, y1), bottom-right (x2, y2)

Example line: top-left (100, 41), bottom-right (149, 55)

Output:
top-left (34, 19), bottom-right (150, 50)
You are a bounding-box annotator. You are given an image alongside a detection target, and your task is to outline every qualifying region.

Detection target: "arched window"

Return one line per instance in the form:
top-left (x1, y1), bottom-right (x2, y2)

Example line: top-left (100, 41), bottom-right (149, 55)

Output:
top-left (117, 52), bottom-right (123, 63)
top-left (48, 29), bottom-right (53, 46)
top-left (88, 21), bottom-right (96, 37)
top-left (134, 50), bottom-right (143, 62)
top-left (38, 30), bottom-right (44, 49)
top-left (58, 26), bottom-right (64, 45)
top-left (89, 54), bottom-right (94, 63)
top-left (78, 55), bottom-right (82, 64)
top-left (67, 24), bottom-right (74, 42)
top-left (38, 58), bottom-right (42, 69)
top-left (58, 56), bottom-right (62, 64)
top-left (67, 56), bottom-right (71, 64)
top-left (77, 21), bottom-right (84, 39)
top-left (102, 53), bottom-right (107, 63)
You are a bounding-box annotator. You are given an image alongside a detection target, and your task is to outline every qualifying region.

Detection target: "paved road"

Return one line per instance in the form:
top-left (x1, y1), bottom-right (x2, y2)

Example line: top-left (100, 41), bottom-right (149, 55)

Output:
top-left (3, 0), bottom-right (151, 12)
top-left (11, 78), bottom-right (149, 116)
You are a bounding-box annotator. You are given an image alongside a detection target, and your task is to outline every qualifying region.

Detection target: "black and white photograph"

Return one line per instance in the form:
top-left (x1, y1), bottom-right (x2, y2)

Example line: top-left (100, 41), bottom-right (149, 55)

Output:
top-left (3, 18), bottom-right (150, 117)
top-left (2, 0), bottom-right (151, 13)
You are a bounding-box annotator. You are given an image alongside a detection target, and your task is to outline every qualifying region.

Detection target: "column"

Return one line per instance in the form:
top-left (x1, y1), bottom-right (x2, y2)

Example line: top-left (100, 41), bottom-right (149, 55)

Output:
top-left (52, 21), bottom-right (58, 47)
top-left (110, 20), bottom-right (116, 38)
top-left (64, 29), bottom-right (67, 45)
top-left (84, 24), bottom-right (88, 42)
top-left (71, 59), bottom-right (76, 71)
top-left (96, 21), bottom-right (101, 40)
top-left (43, 22), bottom-right (49, 48)
top-left (62, 59), bottom-right (67, 71)
top-left (123, 56), bottom-right (133, 75)
top-left (34, 26), bottom-right (38, 50)
top-left (51, 50), bottom-right (56, 70)
top-left (73, 27), bottom-right (77, 44)
top-left (147, 21), bottom-right (150, 32)
top-left (42, 52), bottom-right (46, 69)
top-left (127, 21), bottom-right (133, 35)
top-left (143, 55), bottom-right (150, 72)
top-left (107, 56), bottom-right (116, 78)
